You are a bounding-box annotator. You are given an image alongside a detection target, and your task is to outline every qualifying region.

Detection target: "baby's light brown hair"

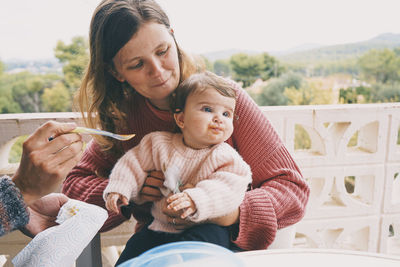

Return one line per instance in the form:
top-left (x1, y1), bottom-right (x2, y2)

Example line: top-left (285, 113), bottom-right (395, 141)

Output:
top-left (170, 71), bottom-right (237, 114)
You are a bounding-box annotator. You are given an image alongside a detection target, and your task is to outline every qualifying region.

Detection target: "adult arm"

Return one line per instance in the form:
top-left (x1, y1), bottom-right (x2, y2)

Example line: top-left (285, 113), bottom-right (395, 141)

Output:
top-left (230, 87), bottom-right (310, 250)
top-left (1, 121), bottom-right (82, 237)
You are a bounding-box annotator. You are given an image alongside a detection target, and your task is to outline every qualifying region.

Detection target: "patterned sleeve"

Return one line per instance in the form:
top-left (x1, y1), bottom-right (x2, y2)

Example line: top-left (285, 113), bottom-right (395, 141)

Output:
top-left (0, 176), bottom-right (29, 237)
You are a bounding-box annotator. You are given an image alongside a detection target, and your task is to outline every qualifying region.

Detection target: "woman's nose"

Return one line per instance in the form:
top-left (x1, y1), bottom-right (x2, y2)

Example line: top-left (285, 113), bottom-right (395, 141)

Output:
top-left (148, 58), bottom-right (163, 76)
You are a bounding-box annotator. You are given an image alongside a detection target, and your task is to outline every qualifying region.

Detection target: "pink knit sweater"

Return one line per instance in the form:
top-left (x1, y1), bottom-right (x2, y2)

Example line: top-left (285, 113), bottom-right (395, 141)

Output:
top-left (104, 131), bottom-right (251, 233)
top-left (62, 84), bottom-right (310, 250)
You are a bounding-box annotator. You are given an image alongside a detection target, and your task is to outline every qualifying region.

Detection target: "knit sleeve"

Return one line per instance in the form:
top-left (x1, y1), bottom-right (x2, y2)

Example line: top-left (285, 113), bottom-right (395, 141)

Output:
top-left (230, 87), bottom-right (310, 250)
top-left (184, 145), bottom-right (252, 222)
top-left (105, 133), bottom-right (156, 204)
top-left (62, 140), bottom-right (127, 232)
top-left (0, 176), bottom-right (29, 237)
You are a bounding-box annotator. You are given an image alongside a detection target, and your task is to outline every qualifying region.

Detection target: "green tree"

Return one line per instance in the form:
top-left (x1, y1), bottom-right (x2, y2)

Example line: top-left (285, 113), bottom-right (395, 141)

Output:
top-left (254, 72), bottom-right (303, 106)
top-left (10, 72), bottom-right (43, 112)
top-left (41, 82), bottom-right (72, 112)
top-left (358, 49), bottom-right (400, 84)
top-left (230, 53), bottom-right (263, 87)
top-left (284, 83), bottom-right (333, 105)
top-left (2, 72), bottom-right (61, 113)
top-left (370, 82), bottom-right (400, 102)
top-left (0, 64), bottom-right (21, 113)
top-left (54, 36), bottom-right (89, 92)
top-left (260, 52), bottom-right (284, 80)
top-left (339, 86), bottom-right (372, 104)
top-left (0, 60), bottom-right (4, 75)
top-left (213, 59), bottom-right (231, 77)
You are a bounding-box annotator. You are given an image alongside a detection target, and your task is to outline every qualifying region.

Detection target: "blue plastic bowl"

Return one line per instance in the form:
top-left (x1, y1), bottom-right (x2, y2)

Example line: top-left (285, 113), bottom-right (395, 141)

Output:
top-left (117, 241), bottom-right (244, 267)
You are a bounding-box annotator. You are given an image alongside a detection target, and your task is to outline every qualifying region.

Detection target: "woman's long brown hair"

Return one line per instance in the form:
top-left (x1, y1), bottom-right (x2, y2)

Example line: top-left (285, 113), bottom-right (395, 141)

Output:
top-left (76, 0), bottom-right (199, 156)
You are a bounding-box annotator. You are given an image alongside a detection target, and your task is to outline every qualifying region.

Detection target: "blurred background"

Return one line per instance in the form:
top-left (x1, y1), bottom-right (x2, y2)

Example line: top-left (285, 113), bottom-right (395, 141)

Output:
top-left (1, 0), bottom-right (399, 115)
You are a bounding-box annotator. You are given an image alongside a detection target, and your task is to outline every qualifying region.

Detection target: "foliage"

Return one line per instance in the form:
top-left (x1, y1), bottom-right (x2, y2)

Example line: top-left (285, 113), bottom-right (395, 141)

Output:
top-left (229, 52), bottom-right (282, 87)
top-left (254, 72), bottom-right (303, 106)
top-left (370, 82), bottom-right (400, 102)
top-left (54, 36), bottom-right (89, 92)
top-left (339, 86), bottom-right (372, 104)
top-left (230, 53), bottom-right (263, 87)
top-left (0, 61), bottom-right (4, 75)
top-left (9, 135), bottom-right (27, 163)
top-left (0, 68), bottom-right (22, 113)
top-left (284, 82), bottom-right (333, 105)
top-left (260, 53), bottom-right (284, 80)
top-left (358, 49), bottom-right (400, 84)
top-left (0, 71), bottom-right (62, 113)
top-left (213, 59), bottom-right (231, 77)
top-left (41, 82), bottom-right (72, 112)
top-left (294, 125), bottom-right (311, 150)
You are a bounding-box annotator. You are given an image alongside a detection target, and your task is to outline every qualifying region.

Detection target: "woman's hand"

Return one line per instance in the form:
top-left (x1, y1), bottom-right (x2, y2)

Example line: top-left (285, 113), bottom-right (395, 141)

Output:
top-left (12, 121), bottom-right (83, 205)
top-left (21, 193), bottom-right (69, 237)
top-left (140, 170), bottom-right (165, 202)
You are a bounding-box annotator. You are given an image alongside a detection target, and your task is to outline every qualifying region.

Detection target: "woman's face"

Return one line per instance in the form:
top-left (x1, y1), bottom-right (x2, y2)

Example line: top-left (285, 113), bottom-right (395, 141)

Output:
top-left (112, 22), bottom-right (180, 110)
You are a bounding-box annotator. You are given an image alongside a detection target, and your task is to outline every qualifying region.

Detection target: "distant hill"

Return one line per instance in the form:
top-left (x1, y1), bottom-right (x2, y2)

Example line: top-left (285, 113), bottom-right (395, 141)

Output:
top-left (201, 33), bottom-right (400, 64)
top-left (276, 33), bottom-right (400, 64)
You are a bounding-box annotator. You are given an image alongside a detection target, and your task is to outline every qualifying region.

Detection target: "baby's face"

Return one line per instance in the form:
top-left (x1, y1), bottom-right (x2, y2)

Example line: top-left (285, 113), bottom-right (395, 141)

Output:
top-left (174, 87), bottom-right (235, 149)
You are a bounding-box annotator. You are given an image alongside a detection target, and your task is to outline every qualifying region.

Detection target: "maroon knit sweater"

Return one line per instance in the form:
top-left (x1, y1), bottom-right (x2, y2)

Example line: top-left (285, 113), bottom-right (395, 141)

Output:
top-left (62, 86), bottom-right (310, 250)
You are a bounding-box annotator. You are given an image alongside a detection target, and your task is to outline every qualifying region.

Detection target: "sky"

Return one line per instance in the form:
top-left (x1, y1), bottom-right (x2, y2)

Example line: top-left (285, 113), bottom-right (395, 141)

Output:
top-left (0, 0), bottom-right (399, 61)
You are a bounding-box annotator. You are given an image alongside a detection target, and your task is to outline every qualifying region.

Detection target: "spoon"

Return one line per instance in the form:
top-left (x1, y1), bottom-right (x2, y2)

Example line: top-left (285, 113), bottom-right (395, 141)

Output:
top-left (72, 126), bottom-right (135, 141)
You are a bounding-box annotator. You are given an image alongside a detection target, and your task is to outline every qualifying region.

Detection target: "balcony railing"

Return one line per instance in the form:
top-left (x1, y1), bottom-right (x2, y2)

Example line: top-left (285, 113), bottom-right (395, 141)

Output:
top-left (0, 103), bottom-right (399, 266)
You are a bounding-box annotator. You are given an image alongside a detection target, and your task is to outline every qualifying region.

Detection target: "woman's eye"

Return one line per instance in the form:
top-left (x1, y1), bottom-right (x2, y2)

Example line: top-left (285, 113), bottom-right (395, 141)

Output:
top-left (128, 61), bottom-right (143, 70)
top-left (157, 46), bottom-right (169, 56)
top-left (223, 111), bottom-right (231, 117)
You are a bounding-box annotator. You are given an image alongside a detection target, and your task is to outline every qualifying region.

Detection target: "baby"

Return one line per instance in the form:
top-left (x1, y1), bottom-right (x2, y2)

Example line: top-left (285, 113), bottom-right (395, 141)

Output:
top-left (104, 71), bottom-right (252, 261)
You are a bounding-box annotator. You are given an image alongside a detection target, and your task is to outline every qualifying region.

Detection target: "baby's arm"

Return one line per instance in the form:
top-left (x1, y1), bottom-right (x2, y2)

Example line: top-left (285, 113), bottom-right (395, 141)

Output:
top-left (183, 146), bottom-right (252, 222)
top-left (167, 192), bottom-right (196, 219)
top-left (105, 192), bottom-right (129, 214)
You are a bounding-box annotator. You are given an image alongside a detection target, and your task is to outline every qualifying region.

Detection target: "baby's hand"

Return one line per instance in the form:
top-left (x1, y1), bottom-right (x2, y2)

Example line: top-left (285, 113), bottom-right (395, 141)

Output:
top-left (167, 192), bottom-right (197, 219)
top-left (105, 193), bottom-right (128, 214)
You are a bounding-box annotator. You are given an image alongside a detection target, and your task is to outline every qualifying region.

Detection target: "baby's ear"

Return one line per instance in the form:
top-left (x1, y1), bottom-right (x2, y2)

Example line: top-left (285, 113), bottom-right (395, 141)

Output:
top-left (173, 112), bottom-right (185, 129)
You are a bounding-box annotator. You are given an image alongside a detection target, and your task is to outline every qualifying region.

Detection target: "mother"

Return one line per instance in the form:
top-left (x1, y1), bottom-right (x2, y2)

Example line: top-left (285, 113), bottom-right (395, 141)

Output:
top-left (62, 0), bottom-right (309, 251)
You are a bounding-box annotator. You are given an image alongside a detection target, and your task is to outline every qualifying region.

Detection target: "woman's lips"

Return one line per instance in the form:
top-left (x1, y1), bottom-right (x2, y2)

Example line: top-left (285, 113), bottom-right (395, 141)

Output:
top-left (152, 75), bottom-right (170, 87)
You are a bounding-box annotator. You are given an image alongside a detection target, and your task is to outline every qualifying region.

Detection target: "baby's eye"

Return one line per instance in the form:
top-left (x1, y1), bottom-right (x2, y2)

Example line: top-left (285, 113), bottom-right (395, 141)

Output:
top-left (202, 106), bottom-right (212, 112)
top-left (223, 111), bottom-right (231, 117)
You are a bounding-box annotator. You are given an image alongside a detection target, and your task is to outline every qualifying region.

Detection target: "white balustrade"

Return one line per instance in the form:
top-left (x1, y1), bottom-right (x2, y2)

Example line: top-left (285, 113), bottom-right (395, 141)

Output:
top-left (0, 103), bottom-right (399, 266)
